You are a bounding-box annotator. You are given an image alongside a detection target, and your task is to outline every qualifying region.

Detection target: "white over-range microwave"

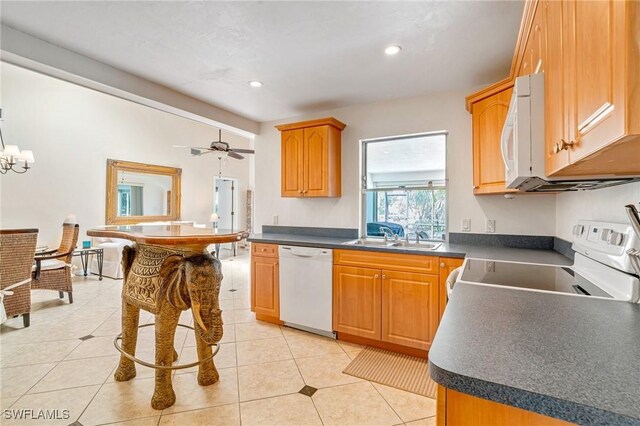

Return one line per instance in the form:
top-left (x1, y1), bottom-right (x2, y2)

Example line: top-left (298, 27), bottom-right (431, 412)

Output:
top-left (500, 73), bottom-right (636, 192)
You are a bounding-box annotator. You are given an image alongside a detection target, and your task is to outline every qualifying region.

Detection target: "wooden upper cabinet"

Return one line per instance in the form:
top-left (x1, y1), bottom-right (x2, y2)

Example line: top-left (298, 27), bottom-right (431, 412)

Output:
top-left (281, 129), bottom-right (304, 197)
top-left (543, 0), bottom-right (571, 175)
top-left (529, 8), bottom-right (545, 75)
top-left (471, 85), bottom-right (517, 195)
top-left (472, 0), bottom-right (639, 182)
top-left (333, 265), bottom-right (381, 340)
top-left (557, 0), bottom-right (640, 176)
top-left (276, 117), bottom-right (345, 198)
top-left (381, 271), bottom-right (439, 350)
top-left (303, 125), bottom-right (330, 197)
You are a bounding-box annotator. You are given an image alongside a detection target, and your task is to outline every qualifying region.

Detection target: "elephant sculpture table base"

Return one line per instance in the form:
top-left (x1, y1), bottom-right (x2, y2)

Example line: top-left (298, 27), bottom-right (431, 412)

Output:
top-left (113, 243), bottom-right (225, 410)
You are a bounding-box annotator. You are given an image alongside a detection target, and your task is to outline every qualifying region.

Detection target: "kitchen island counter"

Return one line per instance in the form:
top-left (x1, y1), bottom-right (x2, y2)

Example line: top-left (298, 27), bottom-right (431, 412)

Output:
top-left (429, 282), bottom-right (640, 425)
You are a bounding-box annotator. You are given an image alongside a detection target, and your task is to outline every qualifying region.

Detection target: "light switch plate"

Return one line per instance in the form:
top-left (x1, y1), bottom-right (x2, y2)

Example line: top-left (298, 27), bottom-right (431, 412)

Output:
top-left (272, 215), bottom-right (279, 225)
top-left (462, 219), bottom-right (471, 232)
top-left (486, 219), bottom-right (495, 233)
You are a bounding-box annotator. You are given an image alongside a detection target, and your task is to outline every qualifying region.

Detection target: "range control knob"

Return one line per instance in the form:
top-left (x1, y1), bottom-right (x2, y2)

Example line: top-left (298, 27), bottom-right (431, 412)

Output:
top-left (573, 225), bottom-right (585, 236)
top-left (606, 231), bottom-right (624, 246)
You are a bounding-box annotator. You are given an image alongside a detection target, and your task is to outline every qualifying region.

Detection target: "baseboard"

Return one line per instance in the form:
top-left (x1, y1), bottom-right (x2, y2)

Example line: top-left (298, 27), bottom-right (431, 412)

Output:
top-left (337, 332), bottom-right (428, 359)
top-left (255, 313), bottom-right (284, 325)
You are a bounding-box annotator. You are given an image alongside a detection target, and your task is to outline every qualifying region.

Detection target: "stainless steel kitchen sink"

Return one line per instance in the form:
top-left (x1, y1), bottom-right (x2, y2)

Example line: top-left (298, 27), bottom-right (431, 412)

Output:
top-left (388, 241), bottom-right (442, 250)
top-left (343, 238), bottom-right (442, 251)
top-left (343, 239), bottom-right (392, 247)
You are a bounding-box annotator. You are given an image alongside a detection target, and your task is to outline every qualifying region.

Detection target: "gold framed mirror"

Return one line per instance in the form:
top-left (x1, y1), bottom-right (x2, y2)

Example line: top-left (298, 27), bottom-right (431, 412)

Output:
top-left (106, 159), bottom-right (181, 225)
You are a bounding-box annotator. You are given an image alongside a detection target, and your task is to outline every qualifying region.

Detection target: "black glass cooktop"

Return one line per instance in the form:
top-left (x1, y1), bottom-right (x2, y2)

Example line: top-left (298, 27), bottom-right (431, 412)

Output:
top-left (459, 259), bottom-right (612, 298)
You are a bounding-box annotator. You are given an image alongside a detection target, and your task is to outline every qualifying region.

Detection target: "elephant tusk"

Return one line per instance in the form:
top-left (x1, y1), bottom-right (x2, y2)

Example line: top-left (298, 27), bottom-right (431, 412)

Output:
top-left (192, 302), bottom-right (208, 332)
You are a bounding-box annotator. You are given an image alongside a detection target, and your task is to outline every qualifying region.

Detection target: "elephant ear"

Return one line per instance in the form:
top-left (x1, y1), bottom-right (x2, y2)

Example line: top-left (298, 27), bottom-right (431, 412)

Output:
top-left (121, 245), bottom-right (137, 281)
top-left (160, 255), bottom-right (189, 311)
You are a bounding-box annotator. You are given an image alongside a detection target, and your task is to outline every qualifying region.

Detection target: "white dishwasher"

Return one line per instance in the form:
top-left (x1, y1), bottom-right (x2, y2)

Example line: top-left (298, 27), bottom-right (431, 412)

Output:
top-left (279, 245), bottom-right (334, 337)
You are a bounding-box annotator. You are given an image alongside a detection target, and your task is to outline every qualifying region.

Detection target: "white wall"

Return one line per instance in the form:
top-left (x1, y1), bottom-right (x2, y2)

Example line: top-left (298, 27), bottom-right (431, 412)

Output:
top-left (0, 63), bottom-right (252, 247)
top-left (254, 90), bottom-right (557, 237)
top-left (555, 182), bottom-right (640, 241)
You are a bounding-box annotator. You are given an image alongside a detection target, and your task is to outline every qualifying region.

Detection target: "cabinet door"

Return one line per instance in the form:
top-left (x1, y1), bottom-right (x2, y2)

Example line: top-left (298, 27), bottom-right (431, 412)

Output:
top-left (381, 270), bottom-right (439, 350)
top-left (472, 87), bottom-right (516, 195)
top-left (281, 129), bottom-right (304, 197)
top-left (444, 388), bottom-right (573, 426)
top-left (543, 0), bottom-right (571, 175)
top-left (303, 125), bottom-right (329, 197)
top-left (529, 8), bottom-right (545, 75)
top-left (333, 265), bottom-right (381, 340)
top-left (438, 257), bottom-right (464, 320)
top-left (251, 255), bottom-right (279, 318)
top-left (567, 0), bottom-right (623, 163)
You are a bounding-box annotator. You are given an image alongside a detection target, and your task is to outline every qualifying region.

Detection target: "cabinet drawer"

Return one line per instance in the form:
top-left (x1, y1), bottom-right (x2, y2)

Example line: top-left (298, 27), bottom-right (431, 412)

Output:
top-left (334, 249), bottom-right (437, 274)
top-left (252, 243), bottom-right (278, 258)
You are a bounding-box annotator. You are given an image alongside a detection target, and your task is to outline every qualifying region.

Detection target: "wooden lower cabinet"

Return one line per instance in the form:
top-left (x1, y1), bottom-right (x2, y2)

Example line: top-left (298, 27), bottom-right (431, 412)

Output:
top-left (381, 271), bottom-right (438, 350)
top-left (250, 245), bottom-right (279, 320)
top-left (438, 386), bottom-right (573, 426)
top-left (333, 251), bottom-right (461, 351)
top-left (333, 265), bottom-right (381, 340)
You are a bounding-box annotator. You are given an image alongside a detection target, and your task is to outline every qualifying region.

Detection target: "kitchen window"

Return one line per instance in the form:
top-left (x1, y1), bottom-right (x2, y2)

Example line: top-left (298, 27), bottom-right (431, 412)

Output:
top-left (361, 132), bottom-right (447, 241)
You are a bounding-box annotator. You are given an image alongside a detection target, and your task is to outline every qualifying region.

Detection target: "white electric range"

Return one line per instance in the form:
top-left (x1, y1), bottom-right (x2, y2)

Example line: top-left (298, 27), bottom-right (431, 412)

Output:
top-left (446, 220), bottom-right (640, 303)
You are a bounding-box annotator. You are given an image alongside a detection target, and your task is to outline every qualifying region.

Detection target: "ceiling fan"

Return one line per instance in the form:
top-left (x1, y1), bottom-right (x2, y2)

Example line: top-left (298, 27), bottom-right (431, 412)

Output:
top-left (173, 129), bottom-right (255, 159)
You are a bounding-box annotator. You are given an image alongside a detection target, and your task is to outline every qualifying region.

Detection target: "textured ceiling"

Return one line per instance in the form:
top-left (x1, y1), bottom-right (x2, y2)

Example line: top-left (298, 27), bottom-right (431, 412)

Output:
top-left (1, 1), bottom-right (524, 122)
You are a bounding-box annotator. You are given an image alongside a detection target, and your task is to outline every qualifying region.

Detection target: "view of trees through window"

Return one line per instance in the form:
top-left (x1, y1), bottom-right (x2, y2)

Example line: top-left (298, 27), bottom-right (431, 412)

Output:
top-left (374, 189), bottom-right (446, 240)
top-left (363, 132), bottom-right (447, 241)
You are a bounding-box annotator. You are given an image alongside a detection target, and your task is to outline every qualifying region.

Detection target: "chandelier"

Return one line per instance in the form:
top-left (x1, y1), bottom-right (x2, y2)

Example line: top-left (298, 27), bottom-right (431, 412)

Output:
top-left (0, 110), bottom-right (35, 174)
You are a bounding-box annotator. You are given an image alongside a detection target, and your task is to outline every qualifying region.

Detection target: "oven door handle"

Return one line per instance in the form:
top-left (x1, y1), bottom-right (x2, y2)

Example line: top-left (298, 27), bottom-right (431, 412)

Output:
top-left (446, 267), bottom-right (463, 299)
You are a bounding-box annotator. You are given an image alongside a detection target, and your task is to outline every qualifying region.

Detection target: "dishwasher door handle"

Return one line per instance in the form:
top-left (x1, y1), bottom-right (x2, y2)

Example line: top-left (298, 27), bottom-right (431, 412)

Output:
top-left (290, 253), bottom-right (315, 258)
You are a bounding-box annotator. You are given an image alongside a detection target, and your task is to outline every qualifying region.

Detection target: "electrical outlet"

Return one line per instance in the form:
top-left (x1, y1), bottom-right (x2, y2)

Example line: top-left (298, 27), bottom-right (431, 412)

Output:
top-left (272, 215), bottom-right (279, 225)
top-left (486, 219), bottom-right (496, 233)
top-left (462, 218), bottom-right (471, 232)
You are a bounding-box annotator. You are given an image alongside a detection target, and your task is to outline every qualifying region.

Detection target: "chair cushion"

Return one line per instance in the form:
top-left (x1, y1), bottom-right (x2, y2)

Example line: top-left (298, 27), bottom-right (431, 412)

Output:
top-left (32, 259), bottom-right (67, 271)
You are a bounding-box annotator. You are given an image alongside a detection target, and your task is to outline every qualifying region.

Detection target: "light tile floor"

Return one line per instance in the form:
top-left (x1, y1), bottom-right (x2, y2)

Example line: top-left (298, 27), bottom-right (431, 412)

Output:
top-left (0, 249), bottom-right (436, 426)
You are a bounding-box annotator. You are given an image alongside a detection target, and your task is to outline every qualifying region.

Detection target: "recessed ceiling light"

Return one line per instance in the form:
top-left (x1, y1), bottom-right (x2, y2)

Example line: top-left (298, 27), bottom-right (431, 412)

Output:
top-left (249, 81), bottom-right (263, 87)
top-left (384, 45), bottom-right (402, 55)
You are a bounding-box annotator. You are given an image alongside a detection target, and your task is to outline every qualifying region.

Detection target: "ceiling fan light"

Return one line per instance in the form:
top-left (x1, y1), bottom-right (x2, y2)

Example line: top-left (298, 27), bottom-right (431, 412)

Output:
top-left (248, 80), bottom-right (263, 87)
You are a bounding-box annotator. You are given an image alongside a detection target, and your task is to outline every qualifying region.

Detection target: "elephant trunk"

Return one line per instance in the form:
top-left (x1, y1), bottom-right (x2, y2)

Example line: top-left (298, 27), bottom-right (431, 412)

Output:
top-left (194, 305), bottom-right (223, 344)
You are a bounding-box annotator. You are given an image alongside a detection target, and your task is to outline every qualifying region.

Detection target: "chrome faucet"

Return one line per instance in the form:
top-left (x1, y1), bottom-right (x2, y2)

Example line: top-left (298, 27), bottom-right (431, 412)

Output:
top-left (379, 226), bottom-right (394, 239)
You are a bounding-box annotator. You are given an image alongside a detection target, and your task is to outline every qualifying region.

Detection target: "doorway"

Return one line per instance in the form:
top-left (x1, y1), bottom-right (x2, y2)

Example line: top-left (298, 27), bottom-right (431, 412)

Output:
top-left (214, 176), bottom-right (238, 255)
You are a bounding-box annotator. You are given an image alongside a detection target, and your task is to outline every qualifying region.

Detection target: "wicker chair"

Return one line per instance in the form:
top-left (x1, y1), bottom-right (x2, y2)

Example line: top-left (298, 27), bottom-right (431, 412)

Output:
top-left (0, 229), bottom-right (39, 327)
top-left (32, 223), bottom-right (79, 304)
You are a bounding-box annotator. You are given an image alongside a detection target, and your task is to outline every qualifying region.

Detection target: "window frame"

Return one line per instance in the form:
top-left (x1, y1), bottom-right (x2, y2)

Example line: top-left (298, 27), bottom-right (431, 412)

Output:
top-left (360, 130), bottom-right (449, 241)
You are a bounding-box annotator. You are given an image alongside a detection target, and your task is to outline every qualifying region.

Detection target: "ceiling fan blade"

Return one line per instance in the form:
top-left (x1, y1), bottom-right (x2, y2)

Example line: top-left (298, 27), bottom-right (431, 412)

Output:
top-left (227, 151), bottom-right (244, 160)
top-left (190, 148), bottom-right (203, 156)
top-left (172, 145), bottom-right (190, 148)
top-left (229, 148), bottom-right (255, 154)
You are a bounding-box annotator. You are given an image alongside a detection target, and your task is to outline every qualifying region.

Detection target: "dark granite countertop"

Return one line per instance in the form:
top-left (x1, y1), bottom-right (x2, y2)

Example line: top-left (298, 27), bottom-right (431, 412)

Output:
top-left (248, 233), bottom-right (572, 265)
top-left (429, 283), bottom-right (640, 425)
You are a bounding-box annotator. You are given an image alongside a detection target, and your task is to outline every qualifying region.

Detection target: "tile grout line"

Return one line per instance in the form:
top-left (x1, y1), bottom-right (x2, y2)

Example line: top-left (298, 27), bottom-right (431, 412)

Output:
top-left (281, 327), bottom-right (326, 426)
top-left (369, 380), bottom-right (406, 424)
top-left (234, 315), bottom-right (244, 426)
